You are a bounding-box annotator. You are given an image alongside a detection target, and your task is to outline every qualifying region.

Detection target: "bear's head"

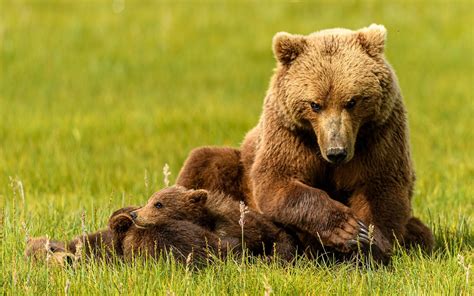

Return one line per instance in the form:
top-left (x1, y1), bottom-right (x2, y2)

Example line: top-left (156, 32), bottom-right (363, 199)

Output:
top-left (130, 186), bottom-right (208, 228)
top-left (25, 237), bottom-right (75, 267)
top-left (271, 24), bottom-right (398, 164)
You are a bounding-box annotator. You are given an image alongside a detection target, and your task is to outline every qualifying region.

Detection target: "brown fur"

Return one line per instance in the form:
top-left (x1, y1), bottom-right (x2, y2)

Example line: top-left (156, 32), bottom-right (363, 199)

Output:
top-left (25, 230), bottom-right (118, 266)
top-left (26, 206), bottom-right (228, 265)
top-left (177, 146), bottom-right (247, 202)
top-left (177, 24), bottom-right (434, 262)
top-left (108, 210), bottom-right (227, 264)
top-left (25, 237), bottom-right (75, 267)
top-left (132, 186), bottom-right (298, 261)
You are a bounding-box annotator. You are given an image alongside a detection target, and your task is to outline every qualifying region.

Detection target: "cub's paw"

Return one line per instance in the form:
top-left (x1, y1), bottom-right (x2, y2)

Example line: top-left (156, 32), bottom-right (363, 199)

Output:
top-left (109, 213), bottom-right (134, 233)
top-left (110, 206), bottom-right (140, 219)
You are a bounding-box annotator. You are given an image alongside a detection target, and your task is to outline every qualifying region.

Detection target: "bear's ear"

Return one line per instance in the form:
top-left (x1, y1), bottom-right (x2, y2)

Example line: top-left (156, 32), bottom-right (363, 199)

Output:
top-left (357, 24), bottom-right (387, 57)
top-left (187, 189), bottom-right (208, 204)
top-left (273, 32), bottom-right (306, 65)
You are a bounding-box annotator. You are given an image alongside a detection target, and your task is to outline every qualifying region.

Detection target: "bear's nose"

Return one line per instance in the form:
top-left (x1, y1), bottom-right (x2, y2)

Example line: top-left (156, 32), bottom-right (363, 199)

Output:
top-left (326, 147), bottom-right (347, 163)
top-left (130, 211), bottom-right (137, 220)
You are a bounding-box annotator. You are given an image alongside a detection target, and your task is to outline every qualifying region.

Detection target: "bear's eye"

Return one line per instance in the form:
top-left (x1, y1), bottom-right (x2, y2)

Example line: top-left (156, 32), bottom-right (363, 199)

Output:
top-left (154, 202), bottom-right (163, 209)
top-left (345, 98), bottom-right (357, 110)
top-left (310, 102), bottom-right (322, 112)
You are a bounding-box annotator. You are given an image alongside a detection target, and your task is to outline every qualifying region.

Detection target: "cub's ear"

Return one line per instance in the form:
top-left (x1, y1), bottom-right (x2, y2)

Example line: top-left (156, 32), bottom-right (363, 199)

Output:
top-left (187, 189), bottom-right (208, 204)
top-left (357, 24), bottom-right (387, 57)
top-left (272, 32), bottom-right (306, 65)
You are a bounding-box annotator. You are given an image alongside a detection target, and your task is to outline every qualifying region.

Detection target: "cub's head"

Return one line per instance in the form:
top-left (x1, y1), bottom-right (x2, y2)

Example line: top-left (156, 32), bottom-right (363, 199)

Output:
top-left (271, 24), bottom-right (398, 164)
top-left (130, 186), bottom-right (208, 228)
top-left (25, 237), bottom-right (75, 267)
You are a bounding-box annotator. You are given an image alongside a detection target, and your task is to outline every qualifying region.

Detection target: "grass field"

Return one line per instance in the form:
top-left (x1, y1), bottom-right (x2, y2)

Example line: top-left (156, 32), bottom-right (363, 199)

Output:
top-left (0, 0), bottom-right (473, 294)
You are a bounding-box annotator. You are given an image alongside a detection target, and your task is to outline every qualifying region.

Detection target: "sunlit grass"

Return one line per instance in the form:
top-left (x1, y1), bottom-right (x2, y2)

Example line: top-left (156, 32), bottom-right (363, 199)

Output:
top-left (0, 0), bottom-right (472, 294)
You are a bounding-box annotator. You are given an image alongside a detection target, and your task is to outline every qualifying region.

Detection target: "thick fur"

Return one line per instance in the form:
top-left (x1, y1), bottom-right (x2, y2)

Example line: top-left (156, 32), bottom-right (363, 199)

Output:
top-left (177, 146), bottom-right (247, 202)
top-left (108, 210), bottom-right (227, 264)
top-left (132, 186), bottom-right (298, 261)
top-left (177, 24), bottom-right (435, 262)
top-left (26, 206), bottom-right (227, 265)
top-left (25, 237), bottom-right (76, 267)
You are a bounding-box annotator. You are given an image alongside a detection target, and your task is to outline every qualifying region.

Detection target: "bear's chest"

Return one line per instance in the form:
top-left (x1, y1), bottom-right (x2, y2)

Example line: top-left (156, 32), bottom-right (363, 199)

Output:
top-left (310, 159), bottom-right (366, 205)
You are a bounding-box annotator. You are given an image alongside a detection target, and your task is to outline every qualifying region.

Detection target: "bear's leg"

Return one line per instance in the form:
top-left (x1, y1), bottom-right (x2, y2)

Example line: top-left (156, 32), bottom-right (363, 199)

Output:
top-left (176, 146), bottom-right (245, 201)
top-left (402, 216), bottom-right (435, 252)
top-left (348, 190), bottom-right (434, 262)
top-left (253, 179), bottom-right (368, 254)
top-left (108, 206), bottom-right (140, 256)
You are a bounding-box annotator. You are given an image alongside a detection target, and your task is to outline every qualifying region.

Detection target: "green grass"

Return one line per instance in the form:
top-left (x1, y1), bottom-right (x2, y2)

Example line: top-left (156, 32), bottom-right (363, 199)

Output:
top-left (0, 0), bottom-right (473, 294)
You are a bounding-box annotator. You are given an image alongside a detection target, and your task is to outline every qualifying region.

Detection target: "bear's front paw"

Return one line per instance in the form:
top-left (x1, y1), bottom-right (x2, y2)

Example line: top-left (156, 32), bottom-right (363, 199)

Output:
top-left (347, 224), bottom-right (392, 264)
top-left (323, 209), bottom-right (371, 253)
top-left (346, 220), bottom-right (372, 249)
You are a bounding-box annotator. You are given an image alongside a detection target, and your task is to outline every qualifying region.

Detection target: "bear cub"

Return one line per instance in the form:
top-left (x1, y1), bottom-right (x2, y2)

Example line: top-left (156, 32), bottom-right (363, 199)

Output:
top-left (131, 186), bottom-right (298, 261)
top-left (26, 186), bottom-right (298, 265)
top-left (26, 206), bottom-right (229, 266)
top-left (108, 206), bottom-right (229, 264)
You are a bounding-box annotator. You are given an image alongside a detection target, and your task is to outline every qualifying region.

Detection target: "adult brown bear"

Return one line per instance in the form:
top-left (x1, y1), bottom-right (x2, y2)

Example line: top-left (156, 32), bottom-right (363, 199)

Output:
top-left (176, 24), bottom-right (434, 261)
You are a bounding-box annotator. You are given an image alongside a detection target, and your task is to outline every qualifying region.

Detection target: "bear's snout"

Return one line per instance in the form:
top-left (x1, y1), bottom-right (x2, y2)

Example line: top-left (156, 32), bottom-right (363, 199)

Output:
top-left (326, 147), bottom-right (348, 164)
top-left (130, 211), bottom-right (137, 220)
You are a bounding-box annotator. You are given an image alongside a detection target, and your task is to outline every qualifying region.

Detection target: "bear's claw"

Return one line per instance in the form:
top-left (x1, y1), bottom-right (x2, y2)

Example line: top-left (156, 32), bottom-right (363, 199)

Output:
top-left (357, 234), bottom-right (370, 244)
top-left (347, 235), bottom-right (369, 247)
top-left (357, 220), bottom-right (369, 233)
top-left (345, 220), bottom-right (371, 249)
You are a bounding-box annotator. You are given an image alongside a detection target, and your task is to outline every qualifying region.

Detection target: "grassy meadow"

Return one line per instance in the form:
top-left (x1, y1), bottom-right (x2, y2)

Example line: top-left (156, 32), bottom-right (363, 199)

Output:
top-left (0, 0), bottom-right (473, 294)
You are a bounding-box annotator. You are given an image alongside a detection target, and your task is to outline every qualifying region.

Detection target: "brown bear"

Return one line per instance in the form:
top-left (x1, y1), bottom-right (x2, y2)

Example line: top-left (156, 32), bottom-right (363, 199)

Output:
top-left (26, 206), bottom-right (229, 265)
top-left (176, 24), bottom-right (435, 262)
top-left (108, 207), bottom-right (229, 264)
top-left (25, 230), bottom-right (116, 266)
top-left (130, 186), bottom-right (298, 261)
top-left (25, 236), bottom-right (76, 267)
top-left (25, 225), bottom-right (119, 265)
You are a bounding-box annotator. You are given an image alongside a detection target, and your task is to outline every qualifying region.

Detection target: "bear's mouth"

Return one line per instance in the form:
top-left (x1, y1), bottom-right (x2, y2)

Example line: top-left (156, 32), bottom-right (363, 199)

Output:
top-left (132, 220), bottom-right (149, 229)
